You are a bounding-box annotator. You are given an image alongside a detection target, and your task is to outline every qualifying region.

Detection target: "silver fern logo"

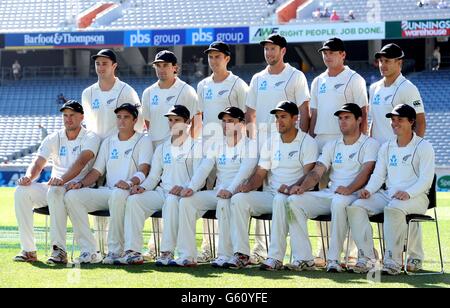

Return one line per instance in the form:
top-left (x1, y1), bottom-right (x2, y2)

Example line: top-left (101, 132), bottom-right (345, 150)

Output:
top-left (218, 90), bottom-right (229, 96)
top-left (384, 95), bottom-right (393, 102)
top-left (72, 146), bottom-right (80, 154)
top-left (403, 154), bottom-right (412, 162)
top-left (106, 98), bottom-right (116, 105)
top-left (125, 149), bottom-right (133, 156)
top-left (231, 154), bottom-right (239, 162)
top-left (349, 152), bottom-right (357, 159)
top-left (167, 96), bottom-right (176, 103)
top-left (288, 151), bottom-right (298, 158)
top-left (334, 83), bottom-right (345, 90)
top-left (275, 81), bottom-right (286, 87)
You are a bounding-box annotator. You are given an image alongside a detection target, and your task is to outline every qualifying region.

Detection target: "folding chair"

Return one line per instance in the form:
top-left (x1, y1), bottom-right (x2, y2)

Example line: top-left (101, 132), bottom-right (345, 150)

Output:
top-left (33, 206), bottom-right (50, 256)
top-left (249, 213), bottom-right (272, 256)
top-left (88, 210), bottom-right (110, 256)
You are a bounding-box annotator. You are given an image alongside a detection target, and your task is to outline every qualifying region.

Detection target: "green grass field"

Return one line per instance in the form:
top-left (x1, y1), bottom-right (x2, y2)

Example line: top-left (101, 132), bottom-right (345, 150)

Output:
top-left (0, 187), bottom-right (449, 288)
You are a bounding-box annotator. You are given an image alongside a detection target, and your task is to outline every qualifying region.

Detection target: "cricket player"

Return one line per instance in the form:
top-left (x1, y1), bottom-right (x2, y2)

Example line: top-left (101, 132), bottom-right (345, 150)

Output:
top-left (173, 107), bottom-right (258, 267)
top-left (245, 34), bottom-right (311, 262)
top-left (197, 41), bottom-right (249, 262)
top-left (348, 104), bottom-right (435, 275)
top-left (308, 37), bottom-right (368, 265)
top-left (284, 103), bottom-right (379, 272)
top-left (225, 101), bottom-right (318, 269)
top-left (116, 105), bottom-right (202, 266)
top-left (141, 50), bottom-right (201, 259)
top-left (369, 43), bottom-right (426, 144)
top-left (13, 101), bottom-right (100, 264)
top-left (82, 49), bottom-right (144, 139)
top-left (65, 103), bottom-right (152, 264)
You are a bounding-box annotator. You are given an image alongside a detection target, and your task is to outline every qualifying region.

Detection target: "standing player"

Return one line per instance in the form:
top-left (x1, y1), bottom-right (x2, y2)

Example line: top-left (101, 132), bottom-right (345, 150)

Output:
top-left (348, 104), bottom-right (434, 275)
top-left (308, 37), bottom-right (368, 265)
top-left (245, 34), bottom-right (311, 261)
top-left (65, 104), bottom-right (152, 264)
top-left (284, 103), bottom-right (379, 272)
top-left (116, 105), bottom-right (203, 266)
top-left (225, 101), bottom-right (318, 269)
top-left (369, 43), bottom-right (426, 144)
top-left (141, 50), bottom-right (201, 259)
top-left (174, 107), bottom-right (258, 267)
top-left (82, 49), bottom-right (144, 139)
top-left (196, 41), bottom-right (249, 262)
top-left (14, 101), bottom-right (100, 264)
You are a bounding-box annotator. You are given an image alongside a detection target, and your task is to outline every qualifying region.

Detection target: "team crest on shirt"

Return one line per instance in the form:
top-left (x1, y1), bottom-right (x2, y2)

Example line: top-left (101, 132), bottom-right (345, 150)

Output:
top-left (176, 154), bottom-right (186, 162)
top-left (389, 155), bottom-right (398, 167)
top-left (124, 149), bottom-right (133, 158)
top-left (167, 96), bottom-right (176, 103)
top-left (92, 99), bottom-right (100, 110)
top-left (373, 94), bottom-right (381, 105)
top-left (334, 83), bottom-right (345, 90)
top-left (288, 151), bottom-right (298, 159)
top-left (205, 89), bottom-right (213, 100)
top-left (402, 154), bottom-right (412, 164)
top-left (259, 81), bottom-right (268, 91)
top-left (319, 83), bottom-right (327, 94)
top-left (111, 149), bottom-right (119, 160)
top-left (72, 146), bottom-right (80, 154)
top-left (274, 150), bottom-right (282, 161)
top-left (275, 81), bottom-right (285, 88)
top-left (384, 95), bottom-right (393, 103)
top-left (163, 153), bottom-right (172, 164)
top-left (106, 98), bottom-right (116, 105)
top-left (349, 152), bottom-right (357, 159)
top-left (231, 154), bottom-right (239, 162)
top-left (334, 153), bottom-right (343, 164)
top-left (152, 95), bottom-right (159, 106)
top-left (59, 146), bottom-right (67, 157)
top-left (218, 90), bottom-right (229, 96)
top-left (218, 154), bottom-right (227, 166)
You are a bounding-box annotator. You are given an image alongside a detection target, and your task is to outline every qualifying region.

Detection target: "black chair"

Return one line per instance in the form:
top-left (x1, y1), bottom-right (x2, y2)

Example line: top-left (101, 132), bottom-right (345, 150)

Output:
top-left (88, 210), bottom-right (111, 256)
top-left (33, 206), bottom-right (50, 256)
top-left (311, 214), bottom-right (332, 262)
top-left (249, 213), bottom-right (272, 256)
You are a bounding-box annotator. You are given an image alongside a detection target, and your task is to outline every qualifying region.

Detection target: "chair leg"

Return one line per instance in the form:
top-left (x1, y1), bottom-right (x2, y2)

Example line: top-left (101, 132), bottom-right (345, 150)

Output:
top-left (71, 235), bottom-right (75, 262)
top-left (344, 228), bottom-right (350, 268)
top-left (207, 218), bottom-right (213, 259)
top-left (377, 223), bottom-right (384, 261)
top-left (434, 209), bottom-right (445, 274)
top-left (45, 216), bottom-right (49, 257)
top-left (212, 219), bottom-right (216, 259)
top-left (263, 220), bottom-right (269, 256)
top-left (404, 221), bottom-right (412, 275)
top-left (319, 222), bottom-right (327, 262)
top-left (151, 218), bottom-right (158, 257)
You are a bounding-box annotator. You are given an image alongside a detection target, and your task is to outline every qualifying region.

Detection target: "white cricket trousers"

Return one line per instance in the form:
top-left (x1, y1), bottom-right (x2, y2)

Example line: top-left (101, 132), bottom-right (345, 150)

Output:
top-left (15, 184), bottom-right (69, 252)
top-left (65, 187), bottom-right (130, 255)
top-left (287, 190), bottom-right (358, 262)
top-left (177, 190), bottom-right (233, 260)
top-left (124, 188), bottom-right (183, 254)
top-left (230, 191), bottom-right (278, 257)
top-left (348, 190), bottom-right (428, 266)
top-left (123, 188), bottom-right (165, 253)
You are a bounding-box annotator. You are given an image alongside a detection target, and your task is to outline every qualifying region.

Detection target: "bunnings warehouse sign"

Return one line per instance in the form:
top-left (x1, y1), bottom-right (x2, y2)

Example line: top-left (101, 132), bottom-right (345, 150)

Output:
top-left (386, 19), bottom-right (450, 38)
top-left (250, 22), bottom-right (385, 43)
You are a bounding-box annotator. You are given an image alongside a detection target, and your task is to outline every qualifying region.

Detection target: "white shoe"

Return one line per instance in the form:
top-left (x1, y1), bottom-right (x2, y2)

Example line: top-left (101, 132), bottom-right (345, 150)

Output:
top-left (169, 257), bottom-right (197, 267)
top-left (406, 259), bottom-right (423, 272)
top-left (249, 252), bottom-right (265, 265)
top-left (285, 260), bottom-right (316, 272)
top-left (102, 252), bottom-right (120, 265)
top-left (115, 251), bottom-right (144, 265)
top-left (75, 251), bottom-right (103, 264)
top-left (326, 260), bottom-right (344, 273)
top-left (211, 256), bottom-right (229, 268)
top-left (260, 258), bottom-right (283, 271)
top-left (155, 251), bottom-right (174, 266)
top-left (353, 258), bottom-right (376, 274)
top-left (197, 250), bottom-right (213, 263)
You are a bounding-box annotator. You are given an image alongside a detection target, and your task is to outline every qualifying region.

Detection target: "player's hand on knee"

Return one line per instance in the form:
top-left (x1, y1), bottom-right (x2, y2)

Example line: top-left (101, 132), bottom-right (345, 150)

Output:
top-left (217, 189), bottom-right (232, 199)
top-left (393, 191), bottom-right (410, 201)
top-left (48, 177), bottom-right (64, 186)
top-left (66, 182), bottom-right (82, 191)
top-left (289, 185), bottom-right (305, 195)
top-left (17, 176), bottom-right (32, 186)
top-left (180, 188), bottom-right (194, 198)
top-left (115, 180), bottom-right (131, 190)
top-left (170, 185), bottom-right (183, 196)
top-left (335, 186), bottom-right (352, 196)
top-left (236, 183), bottom-right (251, 193)
top-left (131, 185), bottom-right (146, 195)
top-left (278, 184), bottom-right (291, 195)
top-left (359, 189), bottom-right (371, 199)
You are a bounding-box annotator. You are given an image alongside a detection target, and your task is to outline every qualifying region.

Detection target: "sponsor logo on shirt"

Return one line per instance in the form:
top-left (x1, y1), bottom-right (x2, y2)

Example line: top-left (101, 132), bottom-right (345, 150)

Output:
top-left (319, 83), bottom-right (326, 94)
top-left (111, 149), bottom-right (119, 160)
top-left (259, 81), bottom-right (268, 91)
top-left (373, 94), bottom-right (381, 105)
top-left (412, 100), bottom-right (422, 107)
top-left (288, 151), bottom-right (298, 159)
top-left (274, 150), bottom-right (282, 161)
top-left (59, 146), bottom-right (67, 157)
top-left (334, 153), bottom-right (343, 164)
top-left (163, 153), bottom-right (172, 164)
top-left (389, 154), bottom-right (398, 167)
top-left (205, 89), bottom-right (213, 100)
top-left (275, 81), bottom-right (286, 88)
top-left (218, 154), bottom-right (227, 166)
top-left (106, 98), bottom-right (116, 105)
top-left (152, 95), bottom-right (159, 106)
top-left (218, 90), bottom-right (229, 96)
top-left (92, 99), bottom-right (100, 110)
top-left (334, 83), bottom-right (345, 90)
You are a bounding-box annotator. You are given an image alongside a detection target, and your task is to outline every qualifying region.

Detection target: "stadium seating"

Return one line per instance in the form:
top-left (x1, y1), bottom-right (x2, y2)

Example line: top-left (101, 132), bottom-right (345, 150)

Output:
top-left (296, 0), bottom-right (450, 23)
